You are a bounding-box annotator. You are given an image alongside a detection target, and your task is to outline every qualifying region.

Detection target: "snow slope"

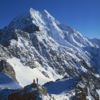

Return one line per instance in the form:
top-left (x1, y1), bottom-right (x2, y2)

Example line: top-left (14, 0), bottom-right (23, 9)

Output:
top-left (7, 57), bottom-right (62, 86)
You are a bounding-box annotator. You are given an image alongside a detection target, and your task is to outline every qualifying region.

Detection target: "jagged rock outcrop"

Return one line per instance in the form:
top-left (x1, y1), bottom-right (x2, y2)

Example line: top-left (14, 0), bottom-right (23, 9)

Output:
top-left (8, 82), bottom-right (52, 100)
top-left (73, 72), bottom-right (100, 100)
top-left (0, 60), bottom-right (16, 80)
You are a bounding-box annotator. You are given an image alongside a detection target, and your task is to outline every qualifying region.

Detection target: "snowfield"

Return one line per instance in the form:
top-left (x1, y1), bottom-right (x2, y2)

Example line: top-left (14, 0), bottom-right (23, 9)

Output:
top-left (7, 57), bottom-right (62, 86)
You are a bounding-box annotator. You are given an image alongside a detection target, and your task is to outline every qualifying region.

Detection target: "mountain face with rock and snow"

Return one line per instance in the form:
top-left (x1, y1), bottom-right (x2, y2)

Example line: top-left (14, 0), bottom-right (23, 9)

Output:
top-left (0, 8), bottom-right (100, 100)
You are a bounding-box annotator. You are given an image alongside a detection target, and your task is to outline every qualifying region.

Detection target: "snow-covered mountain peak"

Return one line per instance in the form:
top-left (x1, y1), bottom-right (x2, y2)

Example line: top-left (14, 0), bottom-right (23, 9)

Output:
top-left (29, 8), bottom-right (94, 47)
top-left (29, 8), bottom-right (46, 28)
top-left (6, 8), bottom-right (40, 30)
top-left (0, 8), bottom-right (100, 100)
top-left (7, 8), bottom-right (50, 31)
top-left (0, 8), bottom-right (95, 49)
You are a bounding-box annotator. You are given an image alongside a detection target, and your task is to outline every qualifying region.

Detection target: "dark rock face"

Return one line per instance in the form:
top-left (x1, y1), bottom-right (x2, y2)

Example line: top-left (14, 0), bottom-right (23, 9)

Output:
top-left (0, 29), bottom-right (18, 47)
top-left (8, 92), bottom-right (36, 100)
top-left (74, 86), bottom-right (99, 100)
top-left (0, 60), bottom-right (16, 80)
top-left (8, 83), bottom-right (43, 100)
top-left (0, 45), bottom-right (11, 58)
top-left (74, 87), bottom-right (87, 100)
top-left (0, 24), bottom-right (39, 47)
top-left (0, 29), bottom-right (4, 36)
top-left (23, 24), bottom-right (40, 33)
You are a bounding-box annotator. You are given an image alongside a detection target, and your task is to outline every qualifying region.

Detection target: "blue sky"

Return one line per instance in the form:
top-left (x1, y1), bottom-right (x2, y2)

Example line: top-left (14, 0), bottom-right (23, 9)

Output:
top-left (0, 0), bottom-right (100, 38)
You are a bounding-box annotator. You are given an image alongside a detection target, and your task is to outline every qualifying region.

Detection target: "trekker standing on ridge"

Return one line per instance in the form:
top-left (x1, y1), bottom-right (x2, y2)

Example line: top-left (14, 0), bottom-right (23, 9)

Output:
top-left (36, 78), bottom-right (38, 85)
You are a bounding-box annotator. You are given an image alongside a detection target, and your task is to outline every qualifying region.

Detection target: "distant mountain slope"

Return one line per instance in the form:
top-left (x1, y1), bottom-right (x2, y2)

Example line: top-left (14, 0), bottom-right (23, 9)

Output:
top-left (90, 38), bottom-right (100, 47)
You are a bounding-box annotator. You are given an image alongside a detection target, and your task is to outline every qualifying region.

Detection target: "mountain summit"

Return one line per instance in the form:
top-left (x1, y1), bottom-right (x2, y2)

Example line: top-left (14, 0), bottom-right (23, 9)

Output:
top-left (0, 8), bottom-right (100, 100)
